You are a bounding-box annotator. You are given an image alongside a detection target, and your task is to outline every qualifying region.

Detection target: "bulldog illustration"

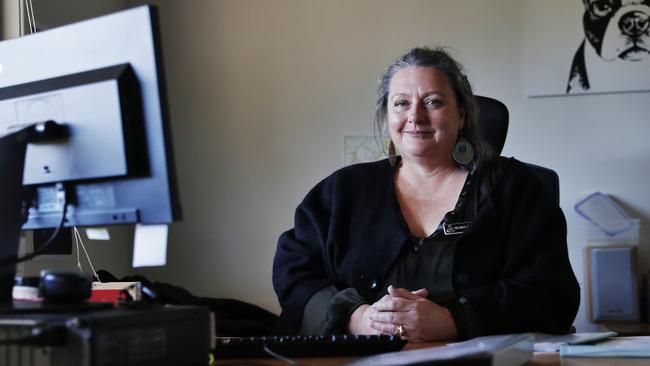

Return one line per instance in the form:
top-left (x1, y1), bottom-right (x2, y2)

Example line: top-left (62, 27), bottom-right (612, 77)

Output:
top-left (567, 0), bottom-right (650, 93)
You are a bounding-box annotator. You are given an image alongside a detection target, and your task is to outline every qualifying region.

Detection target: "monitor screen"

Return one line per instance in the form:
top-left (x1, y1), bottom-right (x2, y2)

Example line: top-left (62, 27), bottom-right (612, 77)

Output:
top-left (0, 5), bottom-right (181, 302)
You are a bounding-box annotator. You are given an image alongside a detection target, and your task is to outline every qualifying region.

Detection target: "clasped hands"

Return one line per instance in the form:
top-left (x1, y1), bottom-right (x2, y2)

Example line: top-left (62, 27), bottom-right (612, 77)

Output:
top-left (347, 285), bottom-right (457, 342)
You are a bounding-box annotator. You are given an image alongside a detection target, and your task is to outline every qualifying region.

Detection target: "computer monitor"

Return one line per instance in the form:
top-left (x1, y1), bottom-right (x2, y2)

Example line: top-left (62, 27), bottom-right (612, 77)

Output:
top-left (0, 5), bottom-right (181, 303)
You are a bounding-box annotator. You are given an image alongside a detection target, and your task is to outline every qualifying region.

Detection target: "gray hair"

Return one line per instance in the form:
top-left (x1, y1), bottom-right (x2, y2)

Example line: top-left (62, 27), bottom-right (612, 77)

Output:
top-left (374, 46), bottom-right (494, 164)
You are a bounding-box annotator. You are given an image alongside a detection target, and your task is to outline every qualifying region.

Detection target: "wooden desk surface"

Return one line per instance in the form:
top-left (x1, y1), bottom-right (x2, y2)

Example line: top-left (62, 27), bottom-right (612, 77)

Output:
top-left (216, 336), bottom-right (650, 366)
top-left (214, 336), bottom-right (650, 365)
top-left (214, 341), bottom-right (561, 366)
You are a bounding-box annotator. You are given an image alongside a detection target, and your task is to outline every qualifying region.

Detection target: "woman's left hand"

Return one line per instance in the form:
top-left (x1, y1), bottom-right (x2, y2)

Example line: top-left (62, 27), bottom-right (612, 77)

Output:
top-left (368, 285), bottom-right (458, 342)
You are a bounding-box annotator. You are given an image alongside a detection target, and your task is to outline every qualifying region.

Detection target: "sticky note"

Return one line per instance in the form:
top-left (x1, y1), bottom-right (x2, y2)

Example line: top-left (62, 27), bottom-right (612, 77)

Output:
top-left (132, 224), bottom-right (168, 267)
top-left (86, 227), bottom-right (111, 240)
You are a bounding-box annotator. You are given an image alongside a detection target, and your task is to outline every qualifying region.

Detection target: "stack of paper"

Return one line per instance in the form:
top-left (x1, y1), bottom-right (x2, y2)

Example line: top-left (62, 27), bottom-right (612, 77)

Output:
top-left (533, 332), bottom-right (617, 352)
top-left (345, 334), bottom-right (533, 366)
top-left (560, 336), bottom-right (650, 366)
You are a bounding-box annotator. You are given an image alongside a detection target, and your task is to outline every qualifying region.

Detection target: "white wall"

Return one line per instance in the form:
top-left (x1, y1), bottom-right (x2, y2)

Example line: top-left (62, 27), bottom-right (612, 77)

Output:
top-left (128, 0), bottom-right (650, 331)
top-left (125, 0), bottom-right (531, 313)
top-left (5, 0), bottom-right (649, 332)
top-left (1, 0), bottom-right (127, 38)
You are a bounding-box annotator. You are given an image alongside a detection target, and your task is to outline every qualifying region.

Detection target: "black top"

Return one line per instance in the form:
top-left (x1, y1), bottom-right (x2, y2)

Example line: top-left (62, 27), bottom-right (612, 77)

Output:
top-left (299, 169), bottom-right (476, 334)
top-left (273, 157), bottom-right (580, 338)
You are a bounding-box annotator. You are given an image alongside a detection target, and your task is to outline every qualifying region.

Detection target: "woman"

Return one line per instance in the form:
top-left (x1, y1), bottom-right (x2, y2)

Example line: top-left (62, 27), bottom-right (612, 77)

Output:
top-left (273, 47), bottom-right (580, 341)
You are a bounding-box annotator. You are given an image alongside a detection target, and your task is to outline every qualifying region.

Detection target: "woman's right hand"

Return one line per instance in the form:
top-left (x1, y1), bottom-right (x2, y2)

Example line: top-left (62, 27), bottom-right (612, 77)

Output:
top-left (347, 288), bottom-right (428, 335)
top-left (347, 304), bottom-right (379, 334)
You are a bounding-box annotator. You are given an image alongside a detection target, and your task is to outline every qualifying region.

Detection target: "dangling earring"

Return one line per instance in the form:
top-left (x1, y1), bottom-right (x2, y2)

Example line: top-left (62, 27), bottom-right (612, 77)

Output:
top-left (453, 134), bottom-right (474, 166)
top-left (388, 140), bottom-right (397, 166)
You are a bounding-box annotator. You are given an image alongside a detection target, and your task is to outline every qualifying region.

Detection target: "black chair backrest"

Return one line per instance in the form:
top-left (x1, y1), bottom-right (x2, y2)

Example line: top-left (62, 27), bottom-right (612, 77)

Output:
top-left (475, 95), bottom-right (560, 204)
top-left (475, 96), bottom-right (509, 156)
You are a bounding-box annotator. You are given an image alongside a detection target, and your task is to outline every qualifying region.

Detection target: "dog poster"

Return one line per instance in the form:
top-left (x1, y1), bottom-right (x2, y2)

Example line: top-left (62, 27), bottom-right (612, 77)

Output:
top-left (524, 0), bottom-right (650, 97)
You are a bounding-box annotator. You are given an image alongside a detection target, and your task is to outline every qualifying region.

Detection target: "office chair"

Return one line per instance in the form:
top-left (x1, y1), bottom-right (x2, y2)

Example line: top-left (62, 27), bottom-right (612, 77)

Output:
top-left (475, 96), bottom-right (577, 335)
top-left (474, 96), bottom-right (560, 205)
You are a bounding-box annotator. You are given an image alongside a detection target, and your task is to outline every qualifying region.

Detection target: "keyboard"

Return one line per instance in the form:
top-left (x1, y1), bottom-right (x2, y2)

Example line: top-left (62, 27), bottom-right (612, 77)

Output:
top-left (213, 334), bottom-right (407, 359)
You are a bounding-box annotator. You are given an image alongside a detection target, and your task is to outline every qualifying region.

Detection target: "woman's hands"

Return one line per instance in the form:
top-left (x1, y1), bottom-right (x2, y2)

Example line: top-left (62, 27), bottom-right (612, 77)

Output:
top-left (347, 286), bottom-right (458, 342)
top-left (347, 304), bottom-right (377, 335)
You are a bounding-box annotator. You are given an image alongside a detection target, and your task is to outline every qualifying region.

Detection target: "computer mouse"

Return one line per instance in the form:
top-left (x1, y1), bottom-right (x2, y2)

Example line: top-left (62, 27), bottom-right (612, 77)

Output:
top-left (40, 269), bottom-right (92, 303)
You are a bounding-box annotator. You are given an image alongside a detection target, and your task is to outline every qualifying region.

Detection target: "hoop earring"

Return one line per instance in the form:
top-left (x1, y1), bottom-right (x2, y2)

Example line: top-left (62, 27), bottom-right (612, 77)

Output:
top-left (453, 137), bottom-right (474, 166)
top-left (388, 140), bottom-right (397, 166)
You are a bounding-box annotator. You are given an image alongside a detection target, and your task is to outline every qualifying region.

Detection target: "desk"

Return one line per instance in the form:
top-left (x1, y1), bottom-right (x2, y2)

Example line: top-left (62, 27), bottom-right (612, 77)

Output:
top-left (215, 337), bottom-right (650, 366)
top-left (214, 342), bottom-right (560, 365)
top-left (602, 322), bottom-right (650, 336)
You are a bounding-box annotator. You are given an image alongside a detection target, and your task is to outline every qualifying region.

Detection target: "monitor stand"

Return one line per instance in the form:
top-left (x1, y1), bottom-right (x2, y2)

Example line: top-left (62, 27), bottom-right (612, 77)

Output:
top-left (0, 129), bottom-right (29, 304)
top-left (0, 121), bottom-right (69, 303)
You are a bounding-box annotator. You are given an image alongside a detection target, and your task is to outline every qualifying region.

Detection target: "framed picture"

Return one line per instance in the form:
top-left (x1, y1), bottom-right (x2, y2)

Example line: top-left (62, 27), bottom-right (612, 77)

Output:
top-left (523, 0), bottom-right (650, 97)
top-left (344, 135), bottom-right (385, 166)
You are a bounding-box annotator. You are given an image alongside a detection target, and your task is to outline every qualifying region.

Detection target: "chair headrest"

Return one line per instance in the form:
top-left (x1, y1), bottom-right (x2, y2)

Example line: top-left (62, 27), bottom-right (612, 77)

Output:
top-left (475, 95), bottom-right (509, 156)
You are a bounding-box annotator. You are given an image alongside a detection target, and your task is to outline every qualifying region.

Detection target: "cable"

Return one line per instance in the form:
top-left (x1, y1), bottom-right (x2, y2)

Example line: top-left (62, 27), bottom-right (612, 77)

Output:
top-left (24, 0), bottom-right (33, 34)
top-left (74, 226), bottom-right (83, 272)
top-left (18, 0), bottom-right (23, 36)
top-left (29, 0), bottom-right (37, 33)
top-left (73, 226), bottom-right (100, 282)
top-left (262, 345), bottom-right (300, 366)
top-left (0, 184), bottom-right (68, 268)
top-left (24, 0), bottom-right (31, 34)
top-left (25, 0), bottom-right (36, 34)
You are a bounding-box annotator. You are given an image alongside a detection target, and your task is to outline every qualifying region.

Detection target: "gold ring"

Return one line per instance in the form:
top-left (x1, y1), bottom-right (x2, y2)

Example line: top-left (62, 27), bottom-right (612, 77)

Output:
top-left (397, 324), bottom-right (405, 337)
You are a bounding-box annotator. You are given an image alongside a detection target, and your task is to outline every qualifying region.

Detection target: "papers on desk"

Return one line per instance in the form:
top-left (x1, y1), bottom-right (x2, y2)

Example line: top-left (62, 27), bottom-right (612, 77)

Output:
top-left (345, 334), bottom-right (533, 366)
top-left (560, 336), bottom-right (650, 357)
top-left (560, 336), bottom-right (650, 366)
top-left (533, 331), bottom-right (617, 352)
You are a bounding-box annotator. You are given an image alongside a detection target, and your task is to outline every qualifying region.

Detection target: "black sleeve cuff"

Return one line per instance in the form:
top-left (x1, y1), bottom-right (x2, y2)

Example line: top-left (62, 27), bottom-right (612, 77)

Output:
top-left (444, 296), bottom-right (485, 340)
top-left (322, 288), bottom-right (367, 334)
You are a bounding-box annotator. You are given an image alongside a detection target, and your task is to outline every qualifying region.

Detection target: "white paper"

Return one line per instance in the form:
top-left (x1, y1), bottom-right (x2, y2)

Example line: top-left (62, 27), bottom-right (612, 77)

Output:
top-left (132, 224), bottom-right (168, 267)
top-left (346, 334), bottom-right (533, 366)
top-left (534, 332), bottom-right (617, 352)
top-left (86, 227), bottom-right (111, 240)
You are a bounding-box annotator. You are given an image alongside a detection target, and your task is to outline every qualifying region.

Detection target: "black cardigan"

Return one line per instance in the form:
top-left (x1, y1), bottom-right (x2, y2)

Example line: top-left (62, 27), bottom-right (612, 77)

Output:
top-left (272, 157), bottom-right (580, 337)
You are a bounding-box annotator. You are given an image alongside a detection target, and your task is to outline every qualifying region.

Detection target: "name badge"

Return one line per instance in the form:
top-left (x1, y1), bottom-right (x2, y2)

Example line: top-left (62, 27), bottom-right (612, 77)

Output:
top-left (443, 222), bottom-right (470, 236)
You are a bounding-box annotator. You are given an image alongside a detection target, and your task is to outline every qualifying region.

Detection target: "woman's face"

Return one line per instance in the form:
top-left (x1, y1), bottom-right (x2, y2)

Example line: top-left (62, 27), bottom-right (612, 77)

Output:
top-left (387, 66), bottom-right (465, 163)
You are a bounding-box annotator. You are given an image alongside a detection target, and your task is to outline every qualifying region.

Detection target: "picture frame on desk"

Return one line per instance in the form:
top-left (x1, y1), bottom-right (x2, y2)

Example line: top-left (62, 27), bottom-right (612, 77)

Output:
top-left (584, 245), bottom-right (640, 323)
